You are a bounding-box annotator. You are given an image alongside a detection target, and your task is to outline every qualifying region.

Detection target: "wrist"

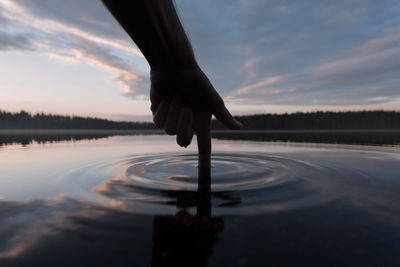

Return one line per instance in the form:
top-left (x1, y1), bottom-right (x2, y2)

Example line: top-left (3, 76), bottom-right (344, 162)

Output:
top-left (149, 59), bottom-right (199, 72)
top-left (150, 64), bottom-right (202, 80)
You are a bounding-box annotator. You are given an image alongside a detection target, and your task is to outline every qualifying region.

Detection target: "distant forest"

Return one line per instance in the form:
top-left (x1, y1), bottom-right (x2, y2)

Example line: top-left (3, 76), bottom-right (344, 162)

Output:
top-left (0, 110), bottom-right (156, 129)
top-left (213, 110), bottom-right (400, 130)
top-left (1, 110), bottom-right (399, 130)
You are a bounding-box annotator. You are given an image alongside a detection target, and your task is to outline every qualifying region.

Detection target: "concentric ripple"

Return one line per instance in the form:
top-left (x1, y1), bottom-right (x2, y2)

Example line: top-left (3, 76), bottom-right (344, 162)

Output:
top-left (93, 153), bottom-right (342, 215)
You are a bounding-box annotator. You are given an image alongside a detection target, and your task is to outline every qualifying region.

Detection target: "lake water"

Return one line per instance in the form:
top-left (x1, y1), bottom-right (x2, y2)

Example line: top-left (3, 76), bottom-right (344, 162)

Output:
top-left (0, 134), bottom-right (399, 266)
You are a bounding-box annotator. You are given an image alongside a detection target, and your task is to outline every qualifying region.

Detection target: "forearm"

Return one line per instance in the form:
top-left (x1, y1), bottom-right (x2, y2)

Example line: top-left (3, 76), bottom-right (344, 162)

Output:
top-left (102, 0), bottom-right (198, 70)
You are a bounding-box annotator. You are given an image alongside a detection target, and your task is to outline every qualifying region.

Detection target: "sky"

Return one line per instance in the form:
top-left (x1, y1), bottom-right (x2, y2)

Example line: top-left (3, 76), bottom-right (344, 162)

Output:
top-left (0, 0), bottom-right (399, 121)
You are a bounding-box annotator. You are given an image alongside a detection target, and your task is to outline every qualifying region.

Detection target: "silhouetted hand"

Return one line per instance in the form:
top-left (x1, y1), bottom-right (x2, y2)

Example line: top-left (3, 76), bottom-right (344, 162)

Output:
top-left (150, 67), bottom-right (242, 167)
top-left (101, 0), bottom-right (242, 167)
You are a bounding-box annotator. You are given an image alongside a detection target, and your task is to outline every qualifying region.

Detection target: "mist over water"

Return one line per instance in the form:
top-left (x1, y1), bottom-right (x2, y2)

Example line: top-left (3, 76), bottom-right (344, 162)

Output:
top-left (0, 135), bottom-right (399, 266)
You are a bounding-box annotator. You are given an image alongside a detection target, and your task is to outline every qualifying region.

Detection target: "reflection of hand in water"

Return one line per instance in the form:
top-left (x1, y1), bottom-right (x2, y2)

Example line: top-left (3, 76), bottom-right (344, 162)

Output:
top-left (102, 0), bottom-right (242, 168)
top-left (152, 168), bottom-right (223, 267)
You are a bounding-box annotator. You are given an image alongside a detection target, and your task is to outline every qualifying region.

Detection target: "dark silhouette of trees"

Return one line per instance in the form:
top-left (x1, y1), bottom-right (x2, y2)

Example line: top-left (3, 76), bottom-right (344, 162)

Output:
top-left (212, 111), bottom-right (400, 130)
top-left (0, 110), bottom-right (156, 129)
top-left (1, 110), bottom-right (399, 130)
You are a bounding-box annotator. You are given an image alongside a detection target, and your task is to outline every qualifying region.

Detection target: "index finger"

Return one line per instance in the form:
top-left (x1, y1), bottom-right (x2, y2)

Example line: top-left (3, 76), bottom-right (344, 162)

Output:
top-left (195, 113), bottom-right (212, 169)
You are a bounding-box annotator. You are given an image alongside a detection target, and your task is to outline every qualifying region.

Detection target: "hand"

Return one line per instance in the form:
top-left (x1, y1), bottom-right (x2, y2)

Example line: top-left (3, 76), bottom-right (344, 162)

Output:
top-left (150, 67), bottom-right (242, 167)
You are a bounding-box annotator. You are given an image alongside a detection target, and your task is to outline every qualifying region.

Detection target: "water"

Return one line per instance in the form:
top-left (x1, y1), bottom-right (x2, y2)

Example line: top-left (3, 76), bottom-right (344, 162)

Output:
top-left (0, 135), bottom-right (399, 266)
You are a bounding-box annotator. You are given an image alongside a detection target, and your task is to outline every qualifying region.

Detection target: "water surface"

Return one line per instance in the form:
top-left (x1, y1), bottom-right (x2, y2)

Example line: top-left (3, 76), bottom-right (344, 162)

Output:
top-left (0, 135), bottom-right (399, 266)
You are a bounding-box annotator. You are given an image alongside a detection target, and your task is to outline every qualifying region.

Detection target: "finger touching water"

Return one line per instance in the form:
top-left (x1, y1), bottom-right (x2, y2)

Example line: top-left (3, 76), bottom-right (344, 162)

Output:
top-left (195, 114), bottom-right (212, 169)
top-left (102, 0), bottom-right (242, 177)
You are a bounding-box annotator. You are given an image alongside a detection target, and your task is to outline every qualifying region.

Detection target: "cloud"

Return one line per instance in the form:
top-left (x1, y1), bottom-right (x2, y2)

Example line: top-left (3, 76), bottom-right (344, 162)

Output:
top-left (236, 75), bottom-right (283, 95)
top-left (70, 38), bottom-right (149, 96)
top-left (176, 0), bottom-right (400, 108)
top-left (0, 0), bottom-right (400, 109)
top-left (310, 31), bottom-right (400, 83)
top-left (229, 27), bottom-right (400, 106)
top-left (0, 0), bottom-right (149, 97)
top-left (0, 32), bottom-right (32, 50)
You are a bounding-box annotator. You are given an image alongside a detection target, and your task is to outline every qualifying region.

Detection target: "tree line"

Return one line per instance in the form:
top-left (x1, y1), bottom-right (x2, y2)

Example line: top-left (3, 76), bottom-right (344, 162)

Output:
top-left (0, 110), bottom-right (156, 129)
top-left (1, 110), bottom-right (399, 130)
top-left (213, 111), bottom-right (400, 130)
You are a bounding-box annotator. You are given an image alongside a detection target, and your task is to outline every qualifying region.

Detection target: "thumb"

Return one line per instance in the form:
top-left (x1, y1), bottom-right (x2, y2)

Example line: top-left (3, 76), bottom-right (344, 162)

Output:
top-left (213, 100), bottom-right (243, 130)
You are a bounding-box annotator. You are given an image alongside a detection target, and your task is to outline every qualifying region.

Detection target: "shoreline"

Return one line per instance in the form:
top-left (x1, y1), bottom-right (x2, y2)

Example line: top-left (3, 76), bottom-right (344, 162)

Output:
top-left (0, 129), bottom-right (164, 135)
top-left (0, 129), bottom-right (400, 135)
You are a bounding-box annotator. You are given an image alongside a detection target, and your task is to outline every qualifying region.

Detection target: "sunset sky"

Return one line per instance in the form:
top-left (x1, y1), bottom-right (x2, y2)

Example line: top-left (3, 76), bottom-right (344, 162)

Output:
top-left (1, 0), bottom-right (399, 121)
